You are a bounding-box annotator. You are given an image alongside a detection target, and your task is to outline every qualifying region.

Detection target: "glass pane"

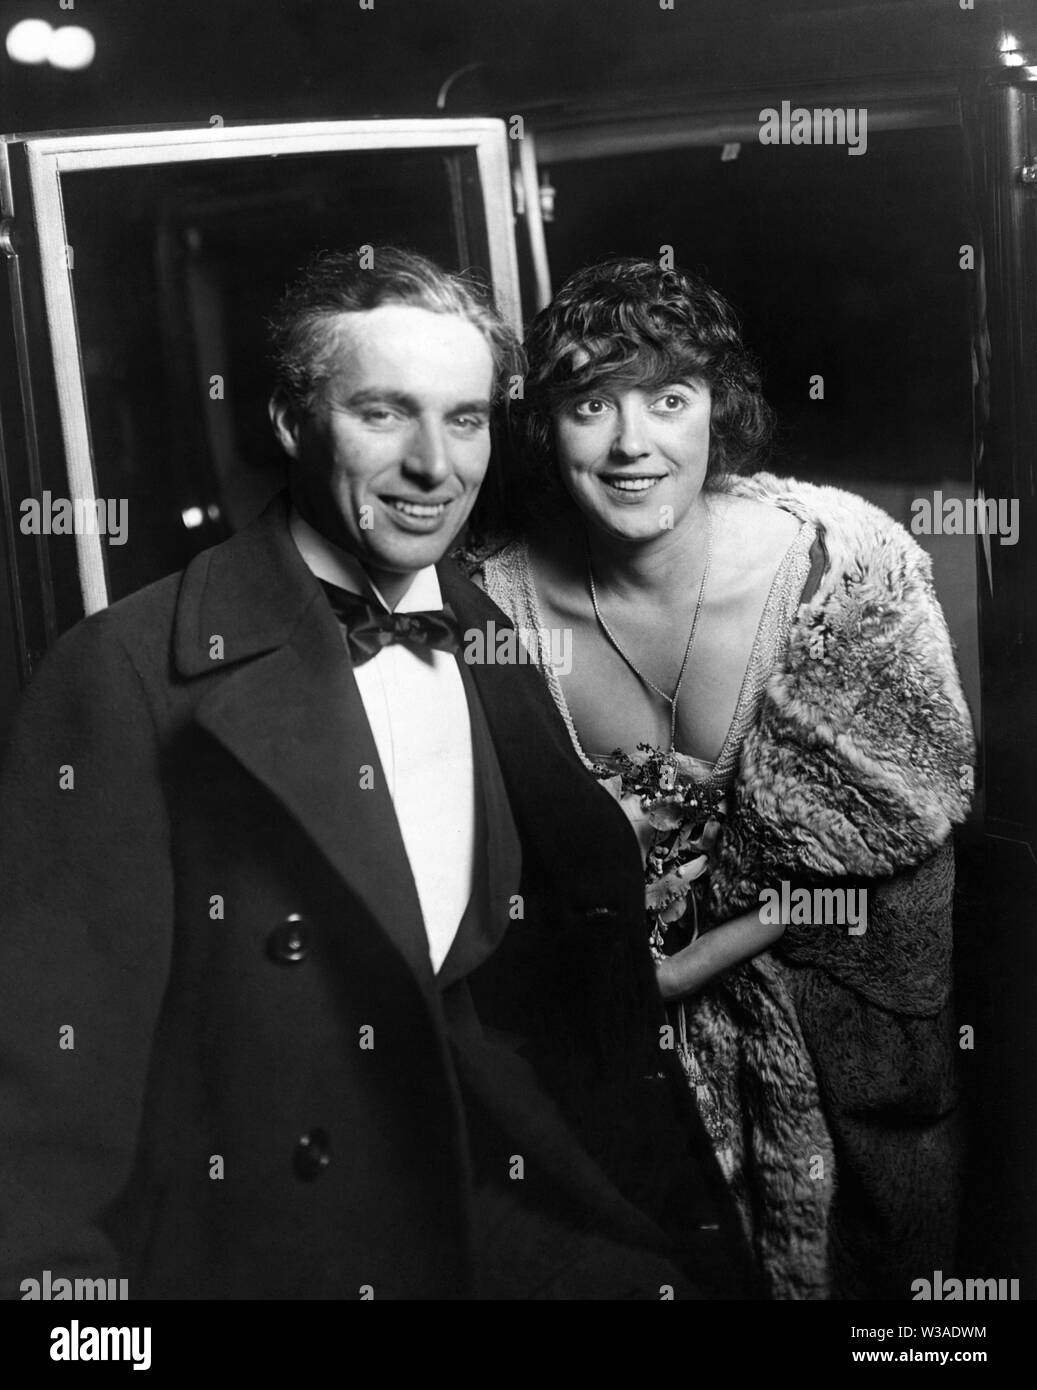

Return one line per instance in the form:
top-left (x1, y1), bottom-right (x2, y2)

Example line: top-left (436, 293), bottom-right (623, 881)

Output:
top-left (59, 146), bottom-right (491, 601)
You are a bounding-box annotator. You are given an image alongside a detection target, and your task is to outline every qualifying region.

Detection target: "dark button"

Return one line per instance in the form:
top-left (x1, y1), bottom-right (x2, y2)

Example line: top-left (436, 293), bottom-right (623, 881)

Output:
top-left (293, 1128), bottom-right (331, 1180)
top-left (267, 914), bottom-right (309, 964)
top-left (584, 905), bottom-right (619, 924)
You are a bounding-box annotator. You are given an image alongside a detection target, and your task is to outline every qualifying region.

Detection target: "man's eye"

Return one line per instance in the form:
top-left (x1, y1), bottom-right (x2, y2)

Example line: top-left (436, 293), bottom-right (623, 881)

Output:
top-left (361, 408), bottom-right (400, 425)
top-left (451, 414), bottom-right (488, 433)
top-left (573, 398), bottom-right (610, 418)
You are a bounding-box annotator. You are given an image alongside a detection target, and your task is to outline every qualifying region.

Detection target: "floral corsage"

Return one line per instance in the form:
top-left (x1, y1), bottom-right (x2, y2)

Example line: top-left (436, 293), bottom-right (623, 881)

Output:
top-left (592, 744), bottom-right (725, 962)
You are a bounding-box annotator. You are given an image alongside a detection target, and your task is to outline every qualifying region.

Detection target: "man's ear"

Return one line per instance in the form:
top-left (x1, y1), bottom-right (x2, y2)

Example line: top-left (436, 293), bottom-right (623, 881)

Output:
top-left (269, 393), bottom-right (302, 459)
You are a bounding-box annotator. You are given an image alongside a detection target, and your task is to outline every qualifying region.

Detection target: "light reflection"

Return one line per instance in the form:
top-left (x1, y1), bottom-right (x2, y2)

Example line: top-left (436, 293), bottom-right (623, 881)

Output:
top-left (47, 25), bottom-right (96, 72)
top-left (5, 19), bottom-right (53, 65)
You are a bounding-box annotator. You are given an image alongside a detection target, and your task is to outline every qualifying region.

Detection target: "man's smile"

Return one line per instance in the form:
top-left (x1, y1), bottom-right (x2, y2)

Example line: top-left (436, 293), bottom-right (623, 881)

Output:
top-left (379, 494), bottom-right (454, 528)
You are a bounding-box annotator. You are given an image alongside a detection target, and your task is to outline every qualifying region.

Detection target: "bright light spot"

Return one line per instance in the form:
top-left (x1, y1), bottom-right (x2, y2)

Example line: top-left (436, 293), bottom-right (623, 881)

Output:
top-left (1024, 66), bottom-right (1037, 80)
top-left (5, 19), bottom-right (53, 64)
top-left (181, 507), bottom-right (205, 530)
top-left (48, 25), bottom-right (95, 71)
top-left (997, 32), bottom-right (1028, 66)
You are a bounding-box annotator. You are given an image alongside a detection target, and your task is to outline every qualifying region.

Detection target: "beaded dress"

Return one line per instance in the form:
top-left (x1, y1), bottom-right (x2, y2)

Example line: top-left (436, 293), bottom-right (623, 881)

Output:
top-left (476, 516), bottom-right (836, 1299)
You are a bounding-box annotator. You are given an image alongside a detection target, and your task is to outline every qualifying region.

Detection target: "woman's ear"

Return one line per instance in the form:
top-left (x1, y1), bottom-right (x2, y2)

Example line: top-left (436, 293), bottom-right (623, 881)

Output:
top-left (269, 392), bottom-right (302, 460)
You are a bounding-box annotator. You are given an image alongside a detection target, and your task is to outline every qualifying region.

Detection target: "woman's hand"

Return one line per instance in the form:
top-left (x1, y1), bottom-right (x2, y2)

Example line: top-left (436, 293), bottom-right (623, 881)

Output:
top-left (655, 901), bottom-right (788, 1002)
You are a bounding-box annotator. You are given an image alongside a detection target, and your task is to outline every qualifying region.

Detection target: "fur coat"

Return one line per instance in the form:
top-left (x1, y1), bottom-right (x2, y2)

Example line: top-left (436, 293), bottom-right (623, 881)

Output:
top-left (703, 472), bottom-right (976, 1300)
top-left (467, 470), bottom-right (976, 1300)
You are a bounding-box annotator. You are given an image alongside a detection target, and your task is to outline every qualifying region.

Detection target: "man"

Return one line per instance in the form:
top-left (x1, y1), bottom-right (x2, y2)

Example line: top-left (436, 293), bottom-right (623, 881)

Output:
top-left (0, 248), bottom-right (754, 1299)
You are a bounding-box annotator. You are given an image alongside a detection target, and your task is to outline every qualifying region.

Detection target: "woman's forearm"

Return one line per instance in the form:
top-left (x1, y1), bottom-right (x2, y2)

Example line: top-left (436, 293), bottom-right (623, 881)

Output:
top-left (656, 906), bottom-right (786, 1002)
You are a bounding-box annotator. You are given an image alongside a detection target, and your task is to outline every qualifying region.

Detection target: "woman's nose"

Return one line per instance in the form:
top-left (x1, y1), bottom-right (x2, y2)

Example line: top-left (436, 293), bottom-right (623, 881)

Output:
top-left (610, 404), bottom-right (650, 459)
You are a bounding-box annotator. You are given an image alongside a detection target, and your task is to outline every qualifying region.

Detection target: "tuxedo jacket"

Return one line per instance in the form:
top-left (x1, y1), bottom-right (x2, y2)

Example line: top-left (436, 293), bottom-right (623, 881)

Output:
top-left (0, 494), bottom-right (752, 1300)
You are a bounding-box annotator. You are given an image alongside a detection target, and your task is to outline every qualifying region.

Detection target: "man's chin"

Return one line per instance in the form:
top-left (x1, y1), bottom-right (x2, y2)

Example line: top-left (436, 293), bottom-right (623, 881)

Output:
top-left (363, 530), bottom-right (463, 580)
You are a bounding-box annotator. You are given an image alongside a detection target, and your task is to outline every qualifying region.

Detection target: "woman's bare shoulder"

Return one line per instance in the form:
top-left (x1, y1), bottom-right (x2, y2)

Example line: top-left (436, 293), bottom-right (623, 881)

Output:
top-left (711, 490), bottom-right (806, 573)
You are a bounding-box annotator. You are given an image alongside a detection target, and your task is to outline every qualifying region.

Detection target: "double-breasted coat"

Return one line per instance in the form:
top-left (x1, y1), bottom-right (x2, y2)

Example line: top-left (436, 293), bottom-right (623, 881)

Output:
top-left (0, 496), bottom-right (753, 1299)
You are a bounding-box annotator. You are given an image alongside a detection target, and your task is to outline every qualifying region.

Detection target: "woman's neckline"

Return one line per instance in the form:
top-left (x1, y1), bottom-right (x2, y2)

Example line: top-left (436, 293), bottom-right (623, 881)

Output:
top-left (513, 512), bottom-right (815, 786)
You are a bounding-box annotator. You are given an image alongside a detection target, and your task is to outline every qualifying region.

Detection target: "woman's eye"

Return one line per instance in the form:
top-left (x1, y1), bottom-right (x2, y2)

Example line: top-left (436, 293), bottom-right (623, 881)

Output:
top-left (573, 398), bottom-right (610, 418)
top-left (653, 392), bottom-right (689, 412)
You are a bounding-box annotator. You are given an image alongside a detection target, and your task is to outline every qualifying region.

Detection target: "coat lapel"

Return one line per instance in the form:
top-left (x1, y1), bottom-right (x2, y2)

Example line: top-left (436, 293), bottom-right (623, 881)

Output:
top-left (434, 654), bottom-right (523, 990)
top-left (437, 560), bottom-right (645, 909)
top-left (175, 495), bottom-right (434, 992)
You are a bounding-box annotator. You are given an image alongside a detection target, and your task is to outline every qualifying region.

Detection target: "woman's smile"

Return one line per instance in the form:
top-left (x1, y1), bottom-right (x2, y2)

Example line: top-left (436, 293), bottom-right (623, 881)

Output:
top-left (600, 473), bottom-right (667, 499)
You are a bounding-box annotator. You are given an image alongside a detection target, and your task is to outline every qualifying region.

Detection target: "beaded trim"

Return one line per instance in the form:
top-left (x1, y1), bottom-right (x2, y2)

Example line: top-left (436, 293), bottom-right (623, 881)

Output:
top-left (482, 518), bottom-right (817, 792)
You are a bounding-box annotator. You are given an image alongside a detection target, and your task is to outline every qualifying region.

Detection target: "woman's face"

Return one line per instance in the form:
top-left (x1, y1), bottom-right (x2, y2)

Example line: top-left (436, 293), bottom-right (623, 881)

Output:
top-left (552, 375), bottom-right (712, 545)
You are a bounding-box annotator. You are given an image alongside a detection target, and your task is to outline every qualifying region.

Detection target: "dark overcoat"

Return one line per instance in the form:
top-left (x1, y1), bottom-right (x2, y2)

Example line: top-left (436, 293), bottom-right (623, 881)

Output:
top-left (0, 496), bottom-right (752, 1300)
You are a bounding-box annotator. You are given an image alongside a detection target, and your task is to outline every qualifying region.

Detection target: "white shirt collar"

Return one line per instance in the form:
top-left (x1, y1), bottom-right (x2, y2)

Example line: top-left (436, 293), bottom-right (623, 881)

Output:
top-left (289, 506), bottom-right (443, 613)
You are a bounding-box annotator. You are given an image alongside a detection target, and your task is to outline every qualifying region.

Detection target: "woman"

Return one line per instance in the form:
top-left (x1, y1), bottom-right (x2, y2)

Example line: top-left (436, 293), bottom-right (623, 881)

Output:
top-left (463, 258), bottom-right (975, 1299)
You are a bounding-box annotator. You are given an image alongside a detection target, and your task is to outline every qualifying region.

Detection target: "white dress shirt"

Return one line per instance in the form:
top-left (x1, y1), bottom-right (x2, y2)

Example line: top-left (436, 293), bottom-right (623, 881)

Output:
top-left (289, 509), bottom-right (476, 973)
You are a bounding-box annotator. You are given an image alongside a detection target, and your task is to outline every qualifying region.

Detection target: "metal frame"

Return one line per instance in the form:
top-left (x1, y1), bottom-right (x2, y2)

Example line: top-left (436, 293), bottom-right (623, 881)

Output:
top-left (514, 130), bottom-right (552, 312)
top-left (5, 118), bottom-right (520, 620)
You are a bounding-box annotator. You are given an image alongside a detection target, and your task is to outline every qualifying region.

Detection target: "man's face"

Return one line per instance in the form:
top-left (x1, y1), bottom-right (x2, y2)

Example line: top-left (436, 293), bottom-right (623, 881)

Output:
top-left (271, 304), bottom-right (495, 595)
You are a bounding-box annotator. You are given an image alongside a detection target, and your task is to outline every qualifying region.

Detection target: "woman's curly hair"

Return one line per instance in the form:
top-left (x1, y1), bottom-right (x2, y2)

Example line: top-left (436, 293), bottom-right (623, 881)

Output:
top-left (511, 257), bottom-right (774, 519)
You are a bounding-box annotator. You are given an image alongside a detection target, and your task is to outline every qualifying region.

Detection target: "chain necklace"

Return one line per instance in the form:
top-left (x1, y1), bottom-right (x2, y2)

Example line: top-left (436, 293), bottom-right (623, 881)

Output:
top-left (587, 510), bottom-right (714, 752)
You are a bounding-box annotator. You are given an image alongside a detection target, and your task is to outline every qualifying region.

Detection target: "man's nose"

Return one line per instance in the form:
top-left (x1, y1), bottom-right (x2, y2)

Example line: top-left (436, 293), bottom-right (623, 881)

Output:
top-left (610, 404), bottom-right (650, 460)
top-left (402, 418), bottom-right (451, 483)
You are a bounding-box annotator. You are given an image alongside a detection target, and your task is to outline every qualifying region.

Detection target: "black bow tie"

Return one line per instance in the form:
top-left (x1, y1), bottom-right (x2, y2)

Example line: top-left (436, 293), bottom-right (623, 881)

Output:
top-left (317, 578), bottom-right (461, 666)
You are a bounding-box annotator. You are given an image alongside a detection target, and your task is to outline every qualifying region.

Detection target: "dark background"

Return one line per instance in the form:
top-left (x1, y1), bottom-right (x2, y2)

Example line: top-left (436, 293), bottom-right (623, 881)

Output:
top-left (0, 0), bottom-right (1025, 128)
top-left (1, 0), bottom-right (1034, 1298)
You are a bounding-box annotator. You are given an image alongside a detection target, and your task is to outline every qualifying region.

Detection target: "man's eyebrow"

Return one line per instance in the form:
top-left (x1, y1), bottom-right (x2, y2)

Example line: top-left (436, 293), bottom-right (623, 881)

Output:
top-left (342, 389), bottom-right (491, 415)
top-left (344, 388), bottom-right (419, 411)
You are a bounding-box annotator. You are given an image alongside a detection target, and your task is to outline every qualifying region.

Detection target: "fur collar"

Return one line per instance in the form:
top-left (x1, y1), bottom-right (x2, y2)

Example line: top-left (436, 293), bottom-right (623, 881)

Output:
top-left (723, 472), bottom-right (975, 879)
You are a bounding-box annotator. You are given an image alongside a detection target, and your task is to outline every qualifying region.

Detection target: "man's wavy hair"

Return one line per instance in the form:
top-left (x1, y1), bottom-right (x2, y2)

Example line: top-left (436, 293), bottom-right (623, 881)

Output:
top-left (512, 257), bottom-right (774, 516)
top-left (268, 246), bottom-right (523, 414)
